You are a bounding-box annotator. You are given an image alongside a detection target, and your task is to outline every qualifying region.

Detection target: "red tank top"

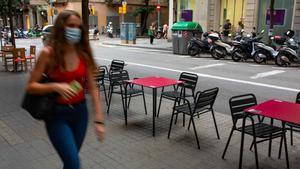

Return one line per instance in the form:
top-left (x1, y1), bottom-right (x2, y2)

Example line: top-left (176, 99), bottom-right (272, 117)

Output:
top-left (49, 57), bottom-right (87, 104)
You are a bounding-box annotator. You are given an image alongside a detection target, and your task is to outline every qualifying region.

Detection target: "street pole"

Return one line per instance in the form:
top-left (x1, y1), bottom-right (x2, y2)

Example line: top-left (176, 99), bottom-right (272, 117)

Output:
top-left (269, 0), bottom-right (275, 45)
top-left (82, 0), bottom-right (89, 35)
top-left (157, 0), bottom-right (160, 28)
top-left (167, 0), bottom-right (174, 40)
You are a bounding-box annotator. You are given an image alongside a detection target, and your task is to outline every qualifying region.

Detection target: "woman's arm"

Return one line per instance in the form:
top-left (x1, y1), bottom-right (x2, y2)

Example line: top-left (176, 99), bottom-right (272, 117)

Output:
top-left (86, 66), bottom-right (105, 141)
top-left (26, 47), bottom-right (76, 99)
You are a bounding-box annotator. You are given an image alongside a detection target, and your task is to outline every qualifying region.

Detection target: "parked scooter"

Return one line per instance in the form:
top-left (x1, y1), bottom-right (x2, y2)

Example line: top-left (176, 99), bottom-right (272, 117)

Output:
top-left (231, 30), bottom-right (263, 62)
top-left (209, 32), bottom-right (240, 60)
top-left (14, 28), bottom-right (27, 38)
top-left (275, 30), bottom-right (300, 66)
top-left (187, 31), bottom-right (212, 57)
top-left (251, 30), bottom-right (283, 64)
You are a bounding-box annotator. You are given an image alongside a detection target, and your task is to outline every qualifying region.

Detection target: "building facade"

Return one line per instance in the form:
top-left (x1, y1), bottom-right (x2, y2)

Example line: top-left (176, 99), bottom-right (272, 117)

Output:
top-left (50, 0), bottom-right (168, 35)
top-left (170, 0), bottom-right (300, 39)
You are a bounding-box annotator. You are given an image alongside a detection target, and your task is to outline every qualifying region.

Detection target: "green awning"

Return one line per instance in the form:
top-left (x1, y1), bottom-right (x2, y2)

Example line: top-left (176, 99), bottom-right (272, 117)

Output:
top-left (171, 22), bottom-right (203, 32)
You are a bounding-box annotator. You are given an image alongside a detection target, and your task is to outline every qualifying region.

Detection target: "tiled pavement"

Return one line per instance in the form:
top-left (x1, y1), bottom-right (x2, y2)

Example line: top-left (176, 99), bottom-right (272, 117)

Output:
top-left (1, 66), bottom-right (300, 169)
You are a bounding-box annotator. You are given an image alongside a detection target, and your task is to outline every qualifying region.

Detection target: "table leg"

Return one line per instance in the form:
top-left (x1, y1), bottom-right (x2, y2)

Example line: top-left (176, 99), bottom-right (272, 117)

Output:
top-left (282, 122), bottom-right (289, 169)
top-left (124, 84), bottom-right (128, 126)
top-left (153, 88), bottom-right (157, 137)
top-left (238, 116), bottom-right (246, 169)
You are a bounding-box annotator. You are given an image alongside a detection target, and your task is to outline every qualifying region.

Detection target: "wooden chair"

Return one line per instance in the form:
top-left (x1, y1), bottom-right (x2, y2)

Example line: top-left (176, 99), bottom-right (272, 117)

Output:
top-left (12, 48), bottom-right (26, 72)
top-left (1, 46), bottom-right (14, 71)
top-left (25, 45), bottom-right (36, 69)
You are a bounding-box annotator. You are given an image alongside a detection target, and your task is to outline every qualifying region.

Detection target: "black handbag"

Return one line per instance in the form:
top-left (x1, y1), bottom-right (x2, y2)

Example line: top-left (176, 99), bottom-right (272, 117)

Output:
top-left (21, 74), bottom-right (57, 120)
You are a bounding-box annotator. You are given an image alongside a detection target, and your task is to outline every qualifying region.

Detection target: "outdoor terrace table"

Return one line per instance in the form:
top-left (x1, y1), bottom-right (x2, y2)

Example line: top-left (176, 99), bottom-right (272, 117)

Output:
top-left (239, 99), bottom-right (300, 169)
top-left (125, 76), bottom-right (183, 137)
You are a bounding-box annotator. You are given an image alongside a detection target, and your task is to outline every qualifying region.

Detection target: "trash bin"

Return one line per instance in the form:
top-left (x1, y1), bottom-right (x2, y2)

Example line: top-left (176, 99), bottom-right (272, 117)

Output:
top-left (171, 22), bottom-right (203, 55)
top-left (128, 23), bottom-right (137, 44)
top-left (121, 23), bottom-right (129, 44)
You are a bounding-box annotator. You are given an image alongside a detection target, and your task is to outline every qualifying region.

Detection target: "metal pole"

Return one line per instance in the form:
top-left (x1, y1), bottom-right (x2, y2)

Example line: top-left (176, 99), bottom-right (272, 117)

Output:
top-left (157, 0), bottom-right (160, 28)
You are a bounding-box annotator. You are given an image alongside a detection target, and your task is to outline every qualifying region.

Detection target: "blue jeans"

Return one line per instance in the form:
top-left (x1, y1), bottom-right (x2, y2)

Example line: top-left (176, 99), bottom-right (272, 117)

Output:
top-left (45, 100), bottom-right (88, 169)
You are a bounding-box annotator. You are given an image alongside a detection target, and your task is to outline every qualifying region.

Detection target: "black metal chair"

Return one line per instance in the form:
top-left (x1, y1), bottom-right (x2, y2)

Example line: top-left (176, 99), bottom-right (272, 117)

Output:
top-left (106, 70), bottom-right (147, 117)
top-left (222, 94), bottom-right (288, 169)
top-left (157, 72), bottom-right (198, 118)
top-left (103, 59), bottom-right (125, 81)
top-left (94, 66), bottom-right (108, 106)
top-left (168, 87), bottom-right (220, 149)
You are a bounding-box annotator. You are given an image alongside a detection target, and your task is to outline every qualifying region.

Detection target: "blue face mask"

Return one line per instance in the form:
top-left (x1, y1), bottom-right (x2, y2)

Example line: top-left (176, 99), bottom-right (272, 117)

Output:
top-left (65, 27), bottom-right (82, 44)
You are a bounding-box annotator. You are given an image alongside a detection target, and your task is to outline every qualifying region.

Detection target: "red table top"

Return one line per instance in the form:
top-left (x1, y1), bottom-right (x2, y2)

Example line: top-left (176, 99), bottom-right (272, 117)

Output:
top-left (126, 76), bottom-right (183, 88)
top-left (245, 99), bottom-right (300, 125)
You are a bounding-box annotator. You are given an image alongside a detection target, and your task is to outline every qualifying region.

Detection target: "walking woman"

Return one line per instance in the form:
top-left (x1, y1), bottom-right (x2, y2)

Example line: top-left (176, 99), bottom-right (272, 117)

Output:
top-left (26, 10), bottom-right (105, 169)
top-left (148, 22), bottom-right (156, 44)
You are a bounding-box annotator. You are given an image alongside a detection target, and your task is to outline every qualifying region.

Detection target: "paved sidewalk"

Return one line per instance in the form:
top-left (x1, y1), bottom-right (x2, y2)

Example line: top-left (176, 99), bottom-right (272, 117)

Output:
top-left (1, 65), bottom-right (300, 169)
top-left (96, 36), bottom-right (173, 51)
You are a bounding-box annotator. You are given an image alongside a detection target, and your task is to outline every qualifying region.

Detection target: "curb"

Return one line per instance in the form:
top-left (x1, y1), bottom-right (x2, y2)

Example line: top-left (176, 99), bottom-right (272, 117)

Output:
top-left (101, 42), bottom-right (173, 51)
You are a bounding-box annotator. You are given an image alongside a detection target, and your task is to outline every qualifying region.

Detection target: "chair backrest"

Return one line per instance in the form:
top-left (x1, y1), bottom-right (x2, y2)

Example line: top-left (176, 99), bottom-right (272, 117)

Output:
top-left (13, 48), bottom-right (26, 59)
top-left (229, 94), bottom-right (257, 124)
top-left (2, 45), bottom-right (14, 52)
top-left (30, 45), bottom-right (36, 55)
top-left (194, 87), bottom-right (219, 110)
top-left (109, 70), bottom-right (129, 85)
top-left (178, 72), bottom-right (198, 91)
top-left (296, 92), bottom-right (300, 104)
top-left (110, 59), bottom-right (125, 72)
top-left (94, 66), bottom-right (106, 82)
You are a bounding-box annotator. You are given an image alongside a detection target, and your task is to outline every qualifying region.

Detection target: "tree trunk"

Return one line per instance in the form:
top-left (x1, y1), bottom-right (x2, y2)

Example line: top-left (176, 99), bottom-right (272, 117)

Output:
top-left (140, 0), bottom-right (150, 36)
top-left (82, 0), bottom-right (89, 36)
top-left (8, 0), bottom-right (15, 47)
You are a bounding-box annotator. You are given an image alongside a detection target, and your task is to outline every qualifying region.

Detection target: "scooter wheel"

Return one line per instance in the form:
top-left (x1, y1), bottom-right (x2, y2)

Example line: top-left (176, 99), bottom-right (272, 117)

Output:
top-left (231, 50), bottom-right (243, 62)
top-left (253, 52), bottom-right (266, 64)
top-left (275, 53), bottom-right (290, 67)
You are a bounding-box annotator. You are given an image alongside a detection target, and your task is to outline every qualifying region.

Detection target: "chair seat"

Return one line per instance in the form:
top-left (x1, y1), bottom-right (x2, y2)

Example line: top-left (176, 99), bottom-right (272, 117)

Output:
top-left (286, 122), bottom-right (300, 128)
top-left (174, 103), bottom-right (210, 115)
top-left (14, 58), bottom-right (26, 62)
top-left (237, 123), bottom-right (283, 138)
top-left (26, 55), bottom-right (35, 59)
top-left (115, 88), bottom-right (143, 95)
top-left (162, 91), bottom-right (193, 99)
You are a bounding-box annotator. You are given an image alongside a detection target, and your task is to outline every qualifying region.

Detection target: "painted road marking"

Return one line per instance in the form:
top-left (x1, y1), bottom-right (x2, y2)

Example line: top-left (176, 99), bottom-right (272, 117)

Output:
top-left (95, 58), bottom-right (299, 92)
top-left (189, 63), bottom-right (225, 70)
top-left (250, 70), bottom-right (285, 79)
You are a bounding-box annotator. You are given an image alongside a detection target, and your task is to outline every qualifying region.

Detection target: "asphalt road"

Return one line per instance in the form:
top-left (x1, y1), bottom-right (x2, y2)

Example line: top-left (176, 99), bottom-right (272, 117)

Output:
top-left (92, 43), bottom-right (300, 115)
top-left (14, 38), bottom-right (300, 115)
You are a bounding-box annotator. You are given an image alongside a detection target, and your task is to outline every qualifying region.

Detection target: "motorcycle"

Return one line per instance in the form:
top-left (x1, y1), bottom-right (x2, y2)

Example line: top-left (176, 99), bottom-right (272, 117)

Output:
top-left (187, 31), bottom-right (212, 57)
top-left (275, 30), bottom-right (300, 66)
top-left (14, 28), bottom-right (27, 38)
top-left (231, 30), bottom-right (263, 62)
top-left (209, 32), bottom-right (240, 60)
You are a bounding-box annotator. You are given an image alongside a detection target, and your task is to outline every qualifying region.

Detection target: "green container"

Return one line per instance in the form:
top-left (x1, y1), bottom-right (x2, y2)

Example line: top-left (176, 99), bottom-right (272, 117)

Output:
top-left (171, 22), bottom-right (203, 55)
top-left (171, 22), bottom-right (203, 32)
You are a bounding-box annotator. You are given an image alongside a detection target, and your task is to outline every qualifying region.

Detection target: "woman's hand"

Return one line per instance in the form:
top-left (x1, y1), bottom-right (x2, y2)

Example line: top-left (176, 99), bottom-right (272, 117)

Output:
top-left (53, 83), bottom-right (77, 99)
top-left (94, 123), bottom-right (105, 142)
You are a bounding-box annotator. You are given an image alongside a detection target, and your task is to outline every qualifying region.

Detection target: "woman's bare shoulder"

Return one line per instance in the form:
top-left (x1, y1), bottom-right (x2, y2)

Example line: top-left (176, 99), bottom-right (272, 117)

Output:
top-left (38, 46), bottom-right (53, 62)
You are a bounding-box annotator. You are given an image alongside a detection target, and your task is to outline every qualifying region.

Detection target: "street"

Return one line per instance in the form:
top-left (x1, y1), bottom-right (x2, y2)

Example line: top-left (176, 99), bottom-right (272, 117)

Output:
top-left (15, 37), bottom-right (300, 115)
top-left (1, 38), bottom-right (300, 169)
top-left (91, 41), bottom-right (300, 115)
